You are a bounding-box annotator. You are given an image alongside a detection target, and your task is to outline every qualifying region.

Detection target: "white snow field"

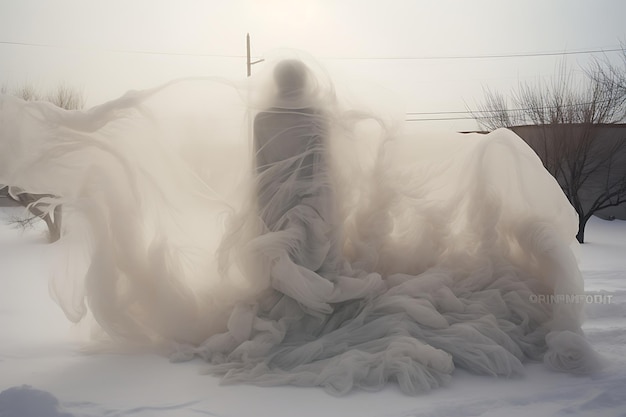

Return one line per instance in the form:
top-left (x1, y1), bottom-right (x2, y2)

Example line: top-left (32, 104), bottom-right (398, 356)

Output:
top-left (0, 207), bottom-right (624, 417)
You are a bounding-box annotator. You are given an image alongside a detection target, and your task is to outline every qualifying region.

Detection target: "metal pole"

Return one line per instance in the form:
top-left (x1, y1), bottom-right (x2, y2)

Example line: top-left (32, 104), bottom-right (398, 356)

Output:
top-left (246, 33), bottom-right (264, 77)
top-left (246, 34), bottom-right (265, 158)
top-left (246, 33), bottom-right (252, 77)
top-left (246, 33), bottom-right (253, 157)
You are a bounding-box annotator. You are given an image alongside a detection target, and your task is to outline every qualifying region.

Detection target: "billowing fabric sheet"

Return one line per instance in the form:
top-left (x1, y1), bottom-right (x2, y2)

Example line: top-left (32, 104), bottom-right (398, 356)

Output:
top-left (0, 51), bottom-right (600, 395)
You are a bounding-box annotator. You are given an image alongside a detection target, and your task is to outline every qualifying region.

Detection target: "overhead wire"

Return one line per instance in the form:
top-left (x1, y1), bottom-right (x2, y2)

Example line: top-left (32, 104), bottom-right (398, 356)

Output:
top-left (405, 97), bottom-right (622, 121)
top-left (0, 40), bottom-right (622, 60)
top-left (1, 39), bottom-right (622, 123)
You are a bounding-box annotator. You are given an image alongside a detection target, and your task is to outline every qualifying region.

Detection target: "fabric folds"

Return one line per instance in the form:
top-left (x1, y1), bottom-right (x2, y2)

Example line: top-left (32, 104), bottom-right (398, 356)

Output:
top-left (0, 51), bottom-right (601, 395)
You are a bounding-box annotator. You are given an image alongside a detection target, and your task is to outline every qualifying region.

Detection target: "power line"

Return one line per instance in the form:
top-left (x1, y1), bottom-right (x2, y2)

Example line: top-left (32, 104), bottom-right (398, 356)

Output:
top-left (406, 116), bottom-right (477, 122)
top-left (3, 38), bottom-right (621, 124)
top-left (0, 40), bottom-right (622, 60)
top-left (407, 110), bottom-right (478, 115)
top-left (325, 48), bottom-right (624, 61)
top-left (0, 40), bottom-right (247, 58)
top-left (407, 96), bottom-right (621, 118)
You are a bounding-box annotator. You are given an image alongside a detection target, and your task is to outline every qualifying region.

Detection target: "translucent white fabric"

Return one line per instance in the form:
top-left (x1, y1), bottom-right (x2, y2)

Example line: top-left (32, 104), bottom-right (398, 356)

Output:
top-left (0, 51), bottom-right (601, 395)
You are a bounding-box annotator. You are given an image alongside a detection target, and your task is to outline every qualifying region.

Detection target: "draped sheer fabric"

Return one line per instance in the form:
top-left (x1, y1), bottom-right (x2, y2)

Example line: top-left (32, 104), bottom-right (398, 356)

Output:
top-left (0, 51), bottom-right (601, 395)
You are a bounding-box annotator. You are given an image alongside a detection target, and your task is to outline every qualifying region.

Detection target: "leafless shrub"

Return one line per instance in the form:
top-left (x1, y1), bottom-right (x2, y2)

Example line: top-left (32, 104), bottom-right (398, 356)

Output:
top-left (46, 82), bottom-right (85, 110)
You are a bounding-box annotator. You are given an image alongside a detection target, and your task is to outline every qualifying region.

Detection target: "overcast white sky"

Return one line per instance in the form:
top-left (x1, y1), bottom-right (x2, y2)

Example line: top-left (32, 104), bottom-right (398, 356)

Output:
top-left (0, 0), bottom-right (624, 131)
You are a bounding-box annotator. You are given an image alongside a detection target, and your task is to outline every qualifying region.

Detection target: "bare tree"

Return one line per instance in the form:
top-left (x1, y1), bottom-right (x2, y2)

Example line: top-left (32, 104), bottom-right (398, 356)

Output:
top-left (1, 83), bottom-right (84, 242)
top-left (470, 56), bottom-right (626, 243)
top-left (588, 44), bottom-right (626, 121)
top-left (0, 187), bottom-right (63, 242)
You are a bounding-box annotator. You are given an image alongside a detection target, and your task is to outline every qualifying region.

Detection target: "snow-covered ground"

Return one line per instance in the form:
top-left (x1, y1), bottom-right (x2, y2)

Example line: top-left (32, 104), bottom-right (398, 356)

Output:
top-left (0, 206), bottom-right (624, 417)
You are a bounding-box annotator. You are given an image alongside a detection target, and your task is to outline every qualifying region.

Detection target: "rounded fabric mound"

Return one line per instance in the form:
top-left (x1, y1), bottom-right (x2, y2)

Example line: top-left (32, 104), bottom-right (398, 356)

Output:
top-left (0, 51), bottom-right (601, 395)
